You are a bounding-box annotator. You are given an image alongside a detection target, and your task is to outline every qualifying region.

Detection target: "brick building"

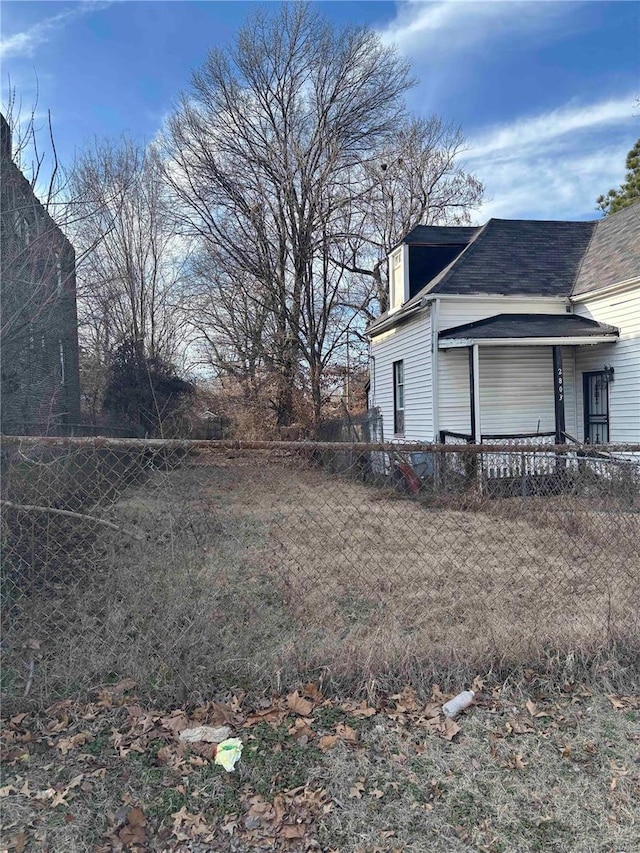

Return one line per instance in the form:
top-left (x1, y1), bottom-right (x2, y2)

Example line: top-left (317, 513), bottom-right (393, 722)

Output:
top-left (1, 113), bottom-right (81, 434)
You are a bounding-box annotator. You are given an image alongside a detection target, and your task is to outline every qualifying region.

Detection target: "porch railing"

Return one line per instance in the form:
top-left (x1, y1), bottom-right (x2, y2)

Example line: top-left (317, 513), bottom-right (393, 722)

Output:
top-left (441, 430), bottom-right (565, 479)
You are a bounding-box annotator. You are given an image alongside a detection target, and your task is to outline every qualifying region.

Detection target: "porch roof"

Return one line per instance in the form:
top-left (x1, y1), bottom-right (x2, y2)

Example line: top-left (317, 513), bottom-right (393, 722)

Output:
top-left (439, 313), bottom-right (619, 348)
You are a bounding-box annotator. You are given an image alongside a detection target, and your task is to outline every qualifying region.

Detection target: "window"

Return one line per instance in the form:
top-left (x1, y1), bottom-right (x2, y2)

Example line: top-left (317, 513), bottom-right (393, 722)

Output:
top-left (390, 249), bottom-right (403, 309)
top-left (393, 359), bottom-right (404, 435)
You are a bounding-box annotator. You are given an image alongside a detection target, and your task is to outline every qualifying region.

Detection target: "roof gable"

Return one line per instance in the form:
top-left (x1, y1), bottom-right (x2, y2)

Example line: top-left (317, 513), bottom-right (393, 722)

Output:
top-left (572, 201), bottom-right (640, 296)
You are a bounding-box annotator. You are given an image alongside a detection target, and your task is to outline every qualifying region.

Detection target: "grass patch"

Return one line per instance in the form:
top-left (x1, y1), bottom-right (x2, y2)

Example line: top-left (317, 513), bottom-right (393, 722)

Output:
top-left (3, 681), bottom-right (638, 852)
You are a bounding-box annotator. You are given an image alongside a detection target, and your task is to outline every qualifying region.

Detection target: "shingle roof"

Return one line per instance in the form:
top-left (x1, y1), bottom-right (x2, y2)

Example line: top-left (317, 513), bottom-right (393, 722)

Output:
top-left (439, 313), bottom-right (619, 341)
top-left (572, 201), bottom-right (640, 295)
top-left (423, 219), bottom-right (597, 298)
top-left (403, 224), bottom-right (481, 245)
top-left (367, 211), bottom-right (638, 338)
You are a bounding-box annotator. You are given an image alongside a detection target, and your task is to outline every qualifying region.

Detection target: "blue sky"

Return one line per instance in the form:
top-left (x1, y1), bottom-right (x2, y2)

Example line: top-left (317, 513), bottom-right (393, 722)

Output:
top-left (1, 0), bottom-right (639, 221)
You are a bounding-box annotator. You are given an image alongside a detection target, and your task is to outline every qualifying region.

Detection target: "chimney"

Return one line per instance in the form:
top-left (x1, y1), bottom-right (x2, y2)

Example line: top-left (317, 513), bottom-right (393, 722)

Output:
top-left (0, 113), bottom-right (12, 162)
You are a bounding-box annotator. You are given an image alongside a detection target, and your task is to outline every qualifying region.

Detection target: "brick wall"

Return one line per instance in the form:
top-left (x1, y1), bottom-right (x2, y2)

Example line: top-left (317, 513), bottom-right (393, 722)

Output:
top-left (1, 114), bottom-right (81, 434)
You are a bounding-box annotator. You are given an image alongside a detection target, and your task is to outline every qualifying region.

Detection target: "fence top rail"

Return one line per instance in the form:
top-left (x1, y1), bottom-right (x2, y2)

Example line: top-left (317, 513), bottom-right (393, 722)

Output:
top-left (3, 435), bottom-right (640, 455)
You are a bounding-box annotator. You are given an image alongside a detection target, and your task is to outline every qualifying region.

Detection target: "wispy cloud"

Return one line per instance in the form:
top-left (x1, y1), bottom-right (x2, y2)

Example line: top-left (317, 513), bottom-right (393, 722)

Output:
top-left (378, 0), bottom-right (577, 58)
top-left (0, 2), bottom-right (109, 60)
top-left (464, 95), bottom-right (638, 220)
top-left (467, 96), bottom-right (636, 161)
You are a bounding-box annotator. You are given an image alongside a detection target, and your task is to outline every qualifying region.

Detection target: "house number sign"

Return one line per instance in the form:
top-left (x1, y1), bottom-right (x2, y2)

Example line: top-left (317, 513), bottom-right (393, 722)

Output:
top-left (556, 366), bottom-right (564, 403)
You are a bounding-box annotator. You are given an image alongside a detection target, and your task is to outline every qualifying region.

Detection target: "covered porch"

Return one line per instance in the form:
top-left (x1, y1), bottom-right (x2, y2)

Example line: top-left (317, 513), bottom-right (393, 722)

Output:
top-left (437, 313), bottom-right (620, 478)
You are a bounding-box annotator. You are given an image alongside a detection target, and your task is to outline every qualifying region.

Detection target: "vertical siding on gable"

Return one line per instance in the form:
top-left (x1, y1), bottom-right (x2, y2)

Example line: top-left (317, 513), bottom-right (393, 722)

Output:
top-left (573, 288), bottom-right (640, 442)
top-left (370, 309), bottom-right (433, 441)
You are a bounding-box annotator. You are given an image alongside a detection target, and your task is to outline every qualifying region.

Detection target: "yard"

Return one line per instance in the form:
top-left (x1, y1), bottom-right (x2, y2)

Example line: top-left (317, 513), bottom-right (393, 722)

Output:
top-left (2, 443), bottom-right (639, 850)
top-left (3, 445), bottom-right (639, 706)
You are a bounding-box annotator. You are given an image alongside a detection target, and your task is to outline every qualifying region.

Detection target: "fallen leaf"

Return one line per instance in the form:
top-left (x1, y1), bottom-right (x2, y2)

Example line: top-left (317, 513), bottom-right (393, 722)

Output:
top-left (507, 716), bottom-right (535, 735)
top-left (287, 691), bottom-right (314, 717)
top-left (57, 732), bottom-right (91, 754)
top-left (34, 788), bottom-right (56, 802)
top-left (319, 735), bottom-right (339, 752)
top-left (127, 807), bottom-right (146, 827)
top-left (160, 710), bottom-right (190, 735)
top-left (471, 675), bottom-right (485, 692)
top-left (118, 806), bottom-right (147, 845)
top-left (512, 753), bottom-right (528, 770)
top-left (221, 818), bottom-right (238, 836)
top-left (280, 824), bottom-right (306, 839)
top-left (335, 723), bottom-right (358, 744)
top-left (608, 694), bottom-right (640, 711)
top-left (349, 781), bottom-right (366, 799)
top-left (6, 831), bottom-right (27, 853)
top-left (108, 678), bottom-right (137, 696)
top-left (302, 682), bottom-right (323, 703)
top-left (341, 700), bottom-right (376, 718)
top-left (561, 744), bottom-right (572, 759)
top-left (441, 718), bottom-right (461, 741)
top-left (525, 700), bottom-right (537, 717)
top-left (288, 718), bottom-right (313, 742)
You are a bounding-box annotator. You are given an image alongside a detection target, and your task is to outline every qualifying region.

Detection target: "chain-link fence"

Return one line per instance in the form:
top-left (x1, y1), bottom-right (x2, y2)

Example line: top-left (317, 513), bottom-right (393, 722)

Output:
top-left (2, 435), bottom-right (639, 709)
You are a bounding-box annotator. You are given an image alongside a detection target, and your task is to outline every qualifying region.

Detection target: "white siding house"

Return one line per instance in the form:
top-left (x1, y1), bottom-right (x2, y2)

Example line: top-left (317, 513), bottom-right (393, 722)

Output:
top-left (573, 285), bottom-right (640, 442)
top-left (370, 309), bottom-right (433, 441)
top-left (368, 205), bottom-right (640, 447)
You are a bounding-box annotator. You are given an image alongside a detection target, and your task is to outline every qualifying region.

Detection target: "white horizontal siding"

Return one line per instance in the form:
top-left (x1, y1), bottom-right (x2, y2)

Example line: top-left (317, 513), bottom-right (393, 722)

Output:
top-left (438, 345), bottom-right (577, 438)
top-left (438, 297), bottom-right (568, 331)
top-left (573, 286), bottom-right (640, 442)
top-left (370, 309), bottom-right (433, 441)
top-left (479, 346), bottom-right (576, 436)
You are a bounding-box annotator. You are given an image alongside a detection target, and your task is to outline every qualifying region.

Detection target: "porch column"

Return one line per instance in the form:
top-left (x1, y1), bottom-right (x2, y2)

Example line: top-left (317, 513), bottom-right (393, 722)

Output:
top-left (469, 344), bottom-right (481, 442)
top-left (552, 345), bottom-right (566, 443)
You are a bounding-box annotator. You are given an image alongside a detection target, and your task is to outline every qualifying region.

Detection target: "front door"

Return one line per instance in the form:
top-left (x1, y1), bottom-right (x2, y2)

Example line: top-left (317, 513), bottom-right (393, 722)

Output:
top-left (583, 371), bottom-right (609, 443)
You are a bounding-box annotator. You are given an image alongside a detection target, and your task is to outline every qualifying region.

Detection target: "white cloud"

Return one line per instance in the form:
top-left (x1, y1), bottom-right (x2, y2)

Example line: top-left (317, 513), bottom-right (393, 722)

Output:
top-left (0, 2), bottom-right (110, 60)
top-left (378, 0), bottom-right (576, 58)
top-left (464, 95), bottom-right (638, 220)
top-left (467, 96), bottom-right (636, 161)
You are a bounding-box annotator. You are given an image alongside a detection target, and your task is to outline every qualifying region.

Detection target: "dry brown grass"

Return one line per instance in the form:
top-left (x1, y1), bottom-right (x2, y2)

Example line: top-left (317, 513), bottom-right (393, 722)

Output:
top-left (197, 451), bottom-right (640, 674)
top-left (2, 448), bottom-right (639, 710)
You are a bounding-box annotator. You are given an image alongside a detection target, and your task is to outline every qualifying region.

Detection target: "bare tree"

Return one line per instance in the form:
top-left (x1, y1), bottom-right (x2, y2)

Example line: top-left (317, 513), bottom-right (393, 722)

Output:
top-left (67, 136), bottom-right (191, 417)
top-left (162, 3), bottom-right (412, 428)
top-left (338, 116), bottom-right (484, 315)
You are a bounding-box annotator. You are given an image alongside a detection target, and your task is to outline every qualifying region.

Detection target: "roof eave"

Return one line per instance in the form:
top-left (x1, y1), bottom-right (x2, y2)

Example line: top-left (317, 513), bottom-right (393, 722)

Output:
top-left (439, 334), bottom-right (620, 349)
